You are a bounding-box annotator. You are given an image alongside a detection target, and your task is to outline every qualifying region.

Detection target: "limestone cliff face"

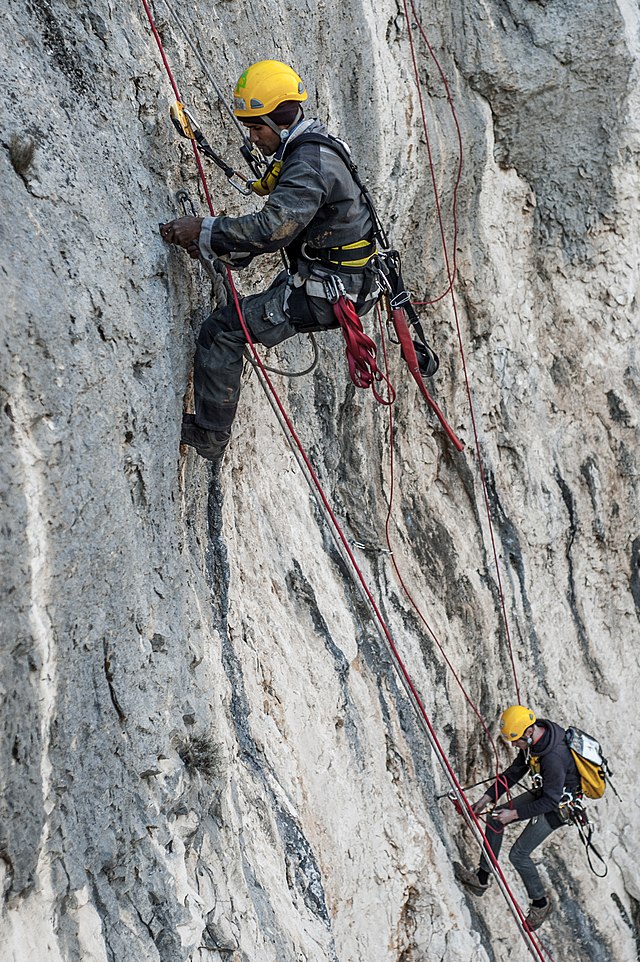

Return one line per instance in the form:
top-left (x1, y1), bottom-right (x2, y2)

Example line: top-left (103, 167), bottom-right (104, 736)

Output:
top-left (2, 1), bottom-right (639, 961)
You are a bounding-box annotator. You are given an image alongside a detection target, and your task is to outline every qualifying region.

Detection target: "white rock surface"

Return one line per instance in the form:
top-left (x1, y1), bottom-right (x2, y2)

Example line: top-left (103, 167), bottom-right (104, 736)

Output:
top-left (1, 1), bottom-right (639, 961)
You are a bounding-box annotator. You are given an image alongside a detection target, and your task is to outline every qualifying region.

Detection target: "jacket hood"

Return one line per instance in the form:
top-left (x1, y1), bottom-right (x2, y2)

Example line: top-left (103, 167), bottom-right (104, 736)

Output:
top-left (533, 719), bottom-right (565, 756)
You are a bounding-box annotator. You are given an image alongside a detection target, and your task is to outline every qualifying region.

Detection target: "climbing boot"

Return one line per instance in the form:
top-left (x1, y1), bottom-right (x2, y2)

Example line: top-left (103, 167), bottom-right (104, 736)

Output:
top-left (180, 414), bottom-right (230, 462)
top-left (453, 862), bottom-right (489, 896)
top-left (525, 900), bottom-right (551, 931)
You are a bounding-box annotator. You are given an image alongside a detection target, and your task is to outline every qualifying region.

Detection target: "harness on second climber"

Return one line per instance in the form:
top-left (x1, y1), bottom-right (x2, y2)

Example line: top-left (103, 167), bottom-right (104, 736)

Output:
top-left (559, 794), bottom-right (608, 877)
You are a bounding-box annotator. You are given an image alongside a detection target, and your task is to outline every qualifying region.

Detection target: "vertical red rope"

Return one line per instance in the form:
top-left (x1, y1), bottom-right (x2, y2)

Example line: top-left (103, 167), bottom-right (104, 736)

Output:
top-left (402, 0), bottom-right (521, 703)
top-left (140, 0), bottom-right (215, 214)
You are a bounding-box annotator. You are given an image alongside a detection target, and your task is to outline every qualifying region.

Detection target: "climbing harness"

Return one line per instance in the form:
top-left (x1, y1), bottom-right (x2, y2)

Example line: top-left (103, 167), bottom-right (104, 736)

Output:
top-left (271, 128), bottom-right (462, 444)
top-left (170, 101), bottom-right (253, 194)
top-left (559, 794), bottom-right (608, 877)
top-left (304, 238), bottom-right (377, 269)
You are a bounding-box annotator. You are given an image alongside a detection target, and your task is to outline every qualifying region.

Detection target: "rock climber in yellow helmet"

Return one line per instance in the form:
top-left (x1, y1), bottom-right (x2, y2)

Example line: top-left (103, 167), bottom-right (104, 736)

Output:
top-left (453, 706), bottom-right (581, 931)
top-left (161, 60), bottom-right (382, 462)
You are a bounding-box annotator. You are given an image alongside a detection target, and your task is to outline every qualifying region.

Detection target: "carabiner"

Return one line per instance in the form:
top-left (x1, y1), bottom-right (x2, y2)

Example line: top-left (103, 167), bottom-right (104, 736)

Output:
top-left (227, 172), bottom-right (253, 196)
top-left (322, 273), bottom-right (346, 305)
top-left (175, 189), bottom-right (197, 217)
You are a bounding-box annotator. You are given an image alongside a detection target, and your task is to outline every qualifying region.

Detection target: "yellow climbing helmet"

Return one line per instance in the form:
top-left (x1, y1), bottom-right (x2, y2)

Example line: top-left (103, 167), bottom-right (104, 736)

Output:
top-left (233, 60), bottom-right (307, 118)
top-left (500, 705), bottom-right (536, 741)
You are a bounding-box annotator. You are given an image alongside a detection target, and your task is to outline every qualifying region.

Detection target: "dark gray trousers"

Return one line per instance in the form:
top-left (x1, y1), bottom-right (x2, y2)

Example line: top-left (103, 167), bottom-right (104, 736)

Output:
top-left (479, 792), bottom-right (563, 900)
top-left (194, 268), bottom-right (374, 432)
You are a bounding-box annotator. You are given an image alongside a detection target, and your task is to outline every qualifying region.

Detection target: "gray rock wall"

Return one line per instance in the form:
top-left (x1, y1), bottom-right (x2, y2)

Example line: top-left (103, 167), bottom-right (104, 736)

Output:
top-left (1, 1), bottom-right (639, 960)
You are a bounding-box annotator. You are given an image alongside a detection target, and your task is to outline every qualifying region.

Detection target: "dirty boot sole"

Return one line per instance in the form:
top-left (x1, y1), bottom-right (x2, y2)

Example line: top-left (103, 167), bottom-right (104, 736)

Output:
top-left (181, 415), bottom-right (230, 461)
top-left (525, 901), bottom-right (551, 931)
top-left (453, 861), bottom-right (489, 896)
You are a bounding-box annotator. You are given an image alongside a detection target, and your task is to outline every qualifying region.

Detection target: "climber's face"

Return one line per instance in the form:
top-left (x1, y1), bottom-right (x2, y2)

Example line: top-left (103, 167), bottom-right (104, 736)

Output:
top-left (242, 121), bottom-right (282, 156)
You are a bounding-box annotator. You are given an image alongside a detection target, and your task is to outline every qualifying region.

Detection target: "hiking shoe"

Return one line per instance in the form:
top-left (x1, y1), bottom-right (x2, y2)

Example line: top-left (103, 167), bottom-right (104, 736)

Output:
top-left (525, 900), bottom-right (551, 931)
top-left (453, 862), bottom-right (489, 896)
top-left (180, 414), bottom-right (230, 462)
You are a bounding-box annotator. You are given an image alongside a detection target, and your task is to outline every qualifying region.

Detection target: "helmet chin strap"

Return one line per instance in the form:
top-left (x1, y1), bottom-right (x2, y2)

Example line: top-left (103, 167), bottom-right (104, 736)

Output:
top-left (259, 106), bottom-right (304, 140)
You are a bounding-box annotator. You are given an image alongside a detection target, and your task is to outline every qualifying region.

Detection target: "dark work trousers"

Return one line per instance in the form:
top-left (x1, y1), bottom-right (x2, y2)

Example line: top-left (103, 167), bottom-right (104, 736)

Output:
top-left (194, 268), bottom-right (372, 432)
top-left (479, 792), bottom-right (564, 900)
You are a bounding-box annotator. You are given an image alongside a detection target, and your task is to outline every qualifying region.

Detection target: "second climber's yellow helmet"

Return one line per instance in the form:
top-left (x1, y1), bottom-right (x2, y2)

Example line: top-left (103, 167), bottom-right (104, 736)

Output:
top-left (233, 60), bottom-right (307, 118)
top-left (500, 705), bottom-right (536, 742)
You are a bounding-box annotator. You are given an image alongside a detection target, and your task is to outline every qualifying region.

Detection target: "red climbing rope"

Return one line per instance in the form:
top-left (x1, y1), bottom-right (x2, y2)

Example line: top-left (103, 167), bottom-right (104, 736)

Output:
top-left (402, 0), bottom-right (521, 704)
top-left (390, 304), bottom-right (463, 450)
top-left (331, 290), bottom-right (395, 405)
top-left (139, 7), bottom-right (547, 957)
top-left (139, 0), bottom-right (216, 215)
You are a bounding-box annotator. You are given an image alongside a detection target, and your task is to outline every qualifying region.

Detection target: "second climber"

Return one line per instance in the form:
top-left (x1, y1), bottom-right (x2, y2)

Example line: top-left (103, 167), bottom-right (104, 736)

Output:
top-left (453, 705), bottom-right (582, 931)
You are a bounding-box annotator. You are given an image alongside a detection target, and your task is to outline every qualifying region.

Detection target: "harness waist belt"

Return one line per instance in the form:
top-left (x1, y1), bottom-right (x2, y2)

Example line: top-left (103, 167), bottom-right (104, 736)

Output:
top-left (304, 238), bottom-right (376, 267)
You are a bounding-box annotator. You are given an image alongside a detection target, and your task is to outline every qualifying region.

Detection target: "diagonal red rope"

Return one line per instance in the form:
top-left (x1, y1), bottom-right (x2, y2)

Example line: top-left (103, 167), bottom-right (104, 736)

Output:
top-left (375, 305), bottom-right (501, 762)
top-left (402, 0), bottom-right (521, 704)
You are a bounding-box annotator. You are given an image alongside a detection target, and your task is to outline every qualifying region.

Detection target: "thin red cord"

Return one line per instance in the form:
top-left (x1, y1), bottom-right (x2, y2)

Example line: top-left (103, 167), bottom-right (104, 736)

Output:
top-left (402, 0), bottom-right (521, 703)
top-left (401, 2), bottom-right (463, 307)
top-left (375, 306), bottom-right (502, 771)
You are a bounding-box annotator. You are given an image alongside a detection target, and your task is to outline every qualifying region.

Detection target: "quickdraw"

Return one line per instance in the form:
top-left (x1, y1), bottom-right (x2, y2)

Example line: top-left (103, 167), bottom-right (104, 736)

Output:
top-left (170, 101), bottom-right (253, 195)
top-left (446, 789), bottom-right (466, 818)
top-left (560, 795), bottom-right (608, 878)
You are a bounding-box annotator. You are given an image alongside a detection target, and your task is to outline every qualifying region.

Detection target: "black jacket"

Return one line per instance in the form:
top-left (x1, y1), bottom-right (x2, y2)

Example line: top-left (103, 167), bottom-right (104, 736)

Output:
top-left (487, 719), bottom-right (581, 821)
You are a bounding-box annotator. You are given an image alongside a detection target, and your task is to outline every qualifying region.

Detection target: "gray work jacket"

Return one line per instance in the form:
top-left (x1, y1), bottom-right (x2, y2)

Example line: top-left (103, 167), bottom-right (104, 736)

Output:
top-left (198, 119), bottom-right (375, 285)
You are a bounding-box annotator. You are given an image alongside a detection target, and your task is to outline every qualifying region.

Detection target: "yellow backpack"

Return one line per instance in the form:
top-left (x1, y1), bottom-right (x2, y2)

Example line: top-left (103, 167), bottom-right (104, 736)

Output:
top-left (565, 727), bottom-right (612, 800)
